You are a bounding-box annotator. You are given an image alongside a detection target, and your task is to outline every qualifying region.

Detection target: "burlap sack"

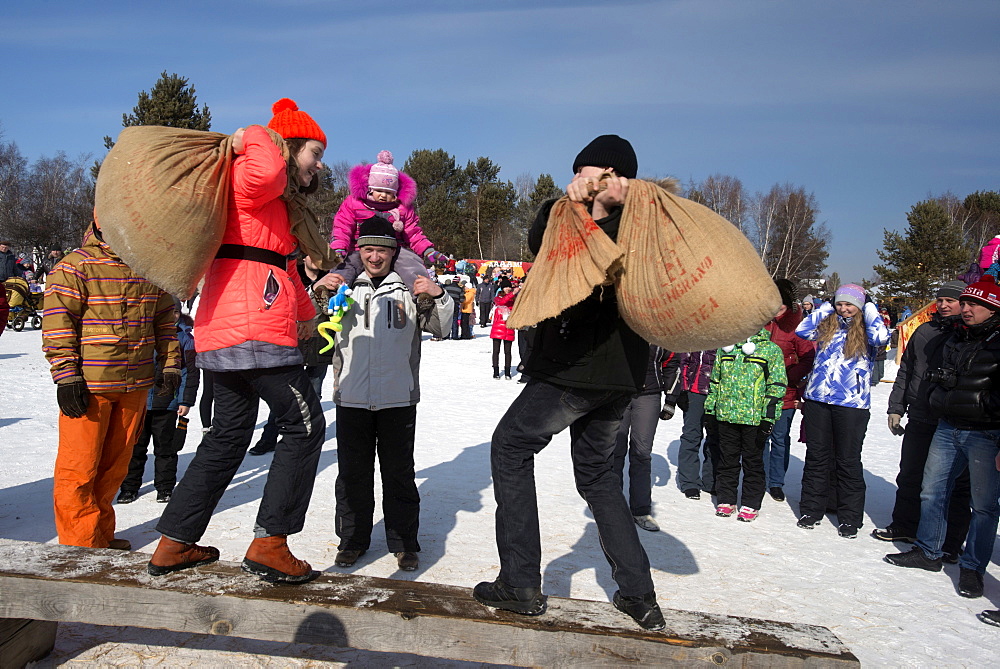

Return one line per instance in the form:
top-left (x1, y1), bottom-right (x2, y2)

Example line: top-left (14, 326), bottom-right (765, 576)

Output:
top-left (508, 179), bottom-right (779, 352)
top-left (94, 127), bottom-right (234, 300)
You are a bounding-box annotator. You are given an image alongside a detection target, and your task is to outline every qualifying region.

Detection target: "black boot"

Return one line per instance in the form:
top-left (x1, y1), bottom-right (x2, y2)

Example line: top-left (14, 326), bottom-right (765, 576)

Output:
top-left (504, 367), bottom-right (512, 380)
top-left (613, 590), bottom-right (665, 631)
top-left (473, 579), bottom-right (547, 615)
top-left (493, 367), bottom-right (501, 379)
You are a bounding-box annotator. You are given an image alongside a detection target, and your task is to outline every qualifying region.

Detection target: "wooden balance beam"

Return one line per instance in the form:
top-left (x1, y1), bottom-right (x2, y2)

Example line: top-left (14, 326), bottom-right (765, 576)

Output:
top-left (0, 539), bottom-right (858, 667)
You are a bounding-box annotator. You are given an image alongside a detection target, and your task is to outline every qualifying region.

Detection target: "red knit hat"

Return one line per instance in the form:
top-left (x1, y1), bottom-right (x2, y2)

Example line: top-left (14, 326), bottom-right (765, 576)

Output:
top-left (267, 98), bottom-right (326, 147)
top-left (961, 274), bottom-right (1000, 311)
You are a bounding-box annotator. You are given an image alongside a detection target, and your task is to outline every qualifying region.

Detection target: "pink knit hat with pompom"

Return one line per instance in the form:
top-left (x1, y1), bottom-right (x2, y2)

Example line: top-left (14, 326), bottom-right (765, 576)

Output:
top-left (368, 150), bottom-right (400, 194)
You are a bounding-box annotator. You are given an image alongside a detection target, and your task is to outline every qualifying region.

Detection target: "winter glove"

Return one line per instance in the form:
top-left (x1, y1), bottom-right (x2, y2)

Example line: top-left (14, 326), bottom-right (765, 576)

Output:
top-left (659, 400), bottom-right (676, 421)
top-left (156, 369), bottom-right (182, 397)
top-left (887, 413), bottom-right (905, 436)
top-left (759, 421), bottom-right (774, 437)
top-left (57, 376), bottom-right (90, 418)
top-left (423, 249), bottom-right (452, 267)
top-left (702, 413), bottom-right (717, 430)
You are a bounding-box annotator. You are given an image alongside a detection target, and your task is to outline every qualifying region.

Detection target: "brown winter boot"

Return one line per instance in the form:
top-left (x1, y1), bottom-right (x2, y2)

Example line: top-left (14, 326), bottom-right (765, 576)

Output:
top-left (242, 535), bottom-right (317, 584)
top-left (147, 536), bottom-right (220, 576)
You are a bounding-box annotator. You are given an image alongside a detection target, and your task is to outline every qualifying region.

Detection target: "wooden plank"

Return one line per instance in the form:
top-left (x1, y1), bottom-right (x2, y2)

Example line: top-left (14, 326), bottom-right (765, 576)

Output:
top-left (0, 539), bottom-right (858, 667)
top-left (0, 618), bottom-right (57, 668)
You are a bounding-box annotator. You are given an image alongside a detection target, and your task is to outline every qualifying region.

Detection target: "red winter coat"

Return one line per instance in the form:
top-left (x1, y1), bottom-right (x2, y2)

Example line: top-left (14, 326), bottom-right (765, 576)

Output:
top-left (765, 305), bottom-right (815, 409)
top-left (194, 125), bottom-right (314, 370)
top-left (490, 290), bottom-right (516, 341)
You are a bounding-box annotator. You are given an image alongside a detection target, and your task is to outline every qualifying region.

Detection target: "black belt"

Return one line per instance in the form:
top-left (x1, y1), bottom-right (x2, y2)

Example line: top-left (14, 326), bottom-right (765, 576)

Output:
top-left (215, 244), bottom-right (288, 270)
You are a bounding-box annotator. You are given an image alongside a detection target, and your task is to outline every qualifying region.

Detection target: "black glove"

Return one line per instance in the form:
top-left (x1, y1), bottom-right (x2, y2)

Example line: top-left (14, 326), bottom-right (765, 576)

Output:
top-left (703, 413), bottom-right (717, 429)
top-left (659, 400), bottom-right (676, 421)
top-left (156, 369), bottom-right (182, 397)
top-left (759, 421), bottom-right (774, 437)
top-left (57, 377), bottom-right (90, 418)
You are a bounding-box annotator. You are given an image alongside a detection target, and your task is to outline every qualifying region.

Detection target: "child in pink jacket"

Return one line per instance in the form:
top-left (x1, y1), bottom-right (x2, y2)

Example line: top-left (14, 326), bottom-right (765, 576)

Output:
top-left (329, 151), bottom-right (446, 289)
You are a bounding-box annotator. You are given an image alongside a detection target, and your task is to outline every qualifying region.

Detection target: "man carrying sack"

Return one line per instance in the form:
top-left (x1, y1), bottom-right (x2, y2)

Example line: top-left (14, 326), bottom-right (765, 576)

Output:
top-left (473, 136), bottom-right (665, 631)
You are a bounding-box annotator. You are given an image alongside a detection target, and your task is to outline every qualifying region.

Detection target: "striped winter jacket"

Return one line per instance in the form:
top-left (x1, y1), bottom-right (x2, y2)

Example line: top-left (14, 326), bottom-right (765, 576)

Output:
top-left (42, 226), bottom-right (180, 393)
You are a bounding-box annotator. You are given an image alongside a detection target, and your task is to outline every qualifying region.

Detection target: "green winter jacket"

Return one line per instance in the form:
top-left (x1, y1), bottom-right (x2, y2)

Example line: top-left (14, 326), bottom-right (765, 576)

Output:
top-left (705, 328), bottom-right (787, 426)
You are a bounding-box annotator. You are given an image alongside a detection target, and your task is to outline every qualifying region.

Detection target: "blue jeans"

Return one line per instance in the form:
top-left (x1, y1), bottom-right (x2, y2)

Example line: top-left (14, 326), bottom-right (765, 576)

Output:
top-left (914, 420), bottom-right (1000, 573)
top-left (491, 378), bottom-right (654, 596)
top-left (763, 408), bottom-right (795, 488)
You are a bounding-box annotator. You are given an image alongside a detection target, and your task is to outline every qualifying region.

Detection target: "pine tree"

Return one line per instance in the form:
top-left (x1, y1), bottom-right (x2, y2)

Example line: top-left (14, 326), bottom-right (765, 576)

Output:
top-left (103, 71), bottom-right (212, 150)
top-left (874, 199), bottom-right (970, 302)
top-left (94, 72), bottom-right (212, 180)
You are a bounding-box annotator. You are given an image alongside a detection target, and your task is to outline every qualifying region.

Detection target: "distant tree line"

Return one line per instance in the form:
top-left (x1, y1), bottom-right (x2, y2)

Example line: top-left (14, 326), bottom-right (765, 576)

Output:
top-left (875, 191), bottom-right (1000, 302)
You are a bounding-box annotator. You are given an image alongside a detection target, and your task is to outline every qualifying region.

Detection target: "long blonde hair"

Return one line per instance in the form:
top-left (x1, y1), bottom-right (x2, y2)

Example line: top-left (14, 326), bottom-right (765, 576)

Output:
top-left (815, 311), bottom-right (869, 359)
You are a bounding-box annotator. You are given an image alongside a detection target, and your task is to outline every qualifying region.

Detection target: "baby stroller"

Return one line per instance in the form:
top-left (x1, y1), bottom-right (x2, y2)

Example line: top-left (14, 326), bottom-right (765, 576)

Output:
top-left (4, 277), bottom-right (42, 331)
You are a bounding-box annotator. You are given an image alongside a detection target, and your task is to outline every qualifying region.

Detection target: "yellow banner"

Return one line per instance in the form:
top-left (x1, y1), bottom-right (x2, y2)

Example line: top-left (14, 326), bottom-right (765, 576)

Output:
top-left (894, 301), bottom-right (936, 364)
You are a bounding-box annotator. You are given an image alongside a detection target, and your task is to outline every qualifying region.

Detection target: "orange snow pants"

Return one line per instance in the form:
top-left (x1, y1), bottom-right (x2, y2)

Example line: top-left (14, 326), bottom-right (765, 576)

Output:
top-left (53, 389), bottom-right (147, 547)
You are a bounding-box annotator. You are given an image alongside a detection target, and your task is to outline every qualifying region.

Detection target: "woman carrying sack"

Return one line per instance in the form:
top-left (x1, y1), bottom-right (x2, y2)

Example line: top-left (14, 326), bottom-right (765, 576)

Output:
top-left (149, 99), bottom-right (330, 583)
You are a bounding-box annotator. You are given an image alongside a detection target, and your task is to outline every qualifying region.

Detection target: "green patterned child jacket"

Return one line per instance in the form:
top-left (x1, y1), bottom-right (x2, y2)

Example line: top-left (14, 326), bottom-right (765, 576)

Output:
top-left (705, 328), bottom-right (787, 426)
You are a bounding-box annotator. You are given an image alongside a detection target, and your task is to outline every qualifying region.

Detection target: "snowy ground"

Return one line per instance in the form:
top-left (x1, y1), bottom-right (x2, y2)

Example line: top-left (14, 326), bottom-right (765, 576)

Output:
top-left (1, 323), bottom-right (997, 667)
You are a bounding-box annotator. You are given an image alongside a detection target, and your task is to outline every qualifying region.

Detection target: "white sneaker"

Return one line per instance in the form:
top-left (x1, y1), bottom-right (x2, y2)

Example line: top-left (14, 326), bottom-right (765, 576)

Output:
top-left (633, 515), bottom-right (660, 532)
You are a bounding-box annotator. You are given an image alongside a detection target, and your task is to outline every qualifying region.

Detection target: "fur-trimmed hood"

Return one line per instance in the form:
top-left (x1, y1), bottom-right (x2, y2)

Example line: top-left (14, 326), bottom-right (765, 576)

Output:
top-left (348, 163), bottom-right (417, 207)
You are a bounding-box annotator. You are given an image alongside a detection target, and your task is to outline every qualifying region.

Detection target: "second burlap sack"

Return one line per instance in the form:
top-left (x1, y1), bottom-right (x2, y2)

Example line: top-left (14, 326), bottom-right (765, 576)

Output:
top-left (508, 179), bottom-right (779, 352)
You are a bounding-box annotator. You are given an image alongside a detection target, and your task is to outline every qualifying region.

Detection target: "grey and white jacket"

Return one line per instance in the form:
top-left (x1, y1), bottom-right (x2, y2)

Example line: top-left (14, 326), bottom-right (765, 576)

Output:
top-left (333, 271), bottom-right (452, 410)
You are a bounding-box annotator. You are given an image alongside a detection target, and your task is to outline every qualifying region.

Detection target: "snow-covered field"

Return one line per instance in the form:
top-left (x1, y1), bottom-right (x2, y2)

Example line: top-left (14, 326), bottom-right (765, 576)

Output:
top-left (1, 323), bottom-right (997, 667)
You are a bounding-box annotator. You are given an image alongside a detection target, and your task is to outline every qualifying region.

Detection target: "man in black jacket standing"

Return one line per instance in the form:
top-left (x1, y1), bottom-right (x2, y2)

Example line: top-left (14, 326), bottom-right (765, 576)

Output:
top-left (473, 136), bottom-right (664, 631)
top-left (873, 280), bottom-right (970, 559)
top-left (884, 275), bottom-right (1000, 600)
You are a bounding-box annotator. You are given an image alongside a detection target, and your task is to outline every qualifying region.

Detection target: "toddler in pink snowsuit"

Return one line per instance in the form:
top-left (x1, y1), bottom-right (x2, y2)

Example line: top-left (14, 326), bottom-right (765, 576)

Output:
top-left (329, 150), bottom-right (446, 288)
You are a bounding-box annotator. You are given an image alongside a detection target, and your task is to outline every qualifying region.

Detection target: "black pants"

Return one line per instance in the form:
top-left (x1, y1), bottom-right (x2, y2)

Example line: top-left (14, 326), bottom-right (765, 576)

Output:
top-left (492, 338), bottom-right (512, 372)
top-left (199, 370), bottom-right (215, 427)
top-left (491, 380), bottom-right (652, 595)
top-left (121, 410), bottom-right (181, 494)
top-left (460, 312), bottom-right (473, 339)
top-left (156, 365), bottom-right (324, 542)
top-left (892, 419), bottom-right (971, 553)
top-left (715, 421), bottom-right (767, 509)
top-left (800, 400), bottom-right (869, 527)
top-left (478, 302), bottom-right (491, 327)
top-left (335, 405), bottom-right (420, 553)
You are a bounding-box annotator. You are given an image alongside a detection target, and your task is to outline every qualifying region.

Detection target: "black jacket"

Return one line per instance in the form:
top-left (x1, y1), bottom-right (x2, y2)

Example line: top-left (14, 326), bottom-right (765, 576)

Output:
top-left (888, 313), bottom-right (960, 424)
top-left (927, 317), bottom-right (1000, 429)
top-left (0, 249), bottom-right (20, 282)
top-left (522, 199), bottom-right (648, 392)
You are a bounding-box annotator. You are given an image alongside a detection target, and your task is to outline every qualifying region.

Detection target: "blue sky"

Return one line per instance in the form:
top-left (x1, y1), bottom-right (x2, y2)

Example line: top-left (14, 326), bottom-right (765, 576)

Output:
top-left (2, 0), bottom-right (998, 281)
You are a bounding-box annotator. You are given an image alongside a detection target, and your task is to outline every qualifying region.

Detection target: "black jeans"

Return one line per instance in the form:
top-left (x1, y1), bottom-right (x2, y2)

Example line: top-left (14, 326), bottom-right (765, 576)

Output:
top-left (121, 410), bottom-right (180, 494)
top-left (715, 422), bottom-right (767, 510)
top-left (891, 419), bottom-right (971, 553)
top-left (800, 400), bottom-right (869, 527)
top-left (335, 405), bottom-right (420, 553)
top-left (612, 393), bottom-right (660, 515)
top-left (156, 365), bottom-right (325, 542)
top-left (491, 379), bottom-right (654, 596)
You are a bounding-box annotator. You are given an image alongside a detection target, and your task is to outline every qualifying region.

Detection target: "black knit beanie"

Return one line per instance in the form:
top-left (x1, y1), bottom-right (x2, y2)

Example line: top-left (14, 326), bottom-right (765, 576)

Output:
top-left (572, 135), bottom-right (638, 179)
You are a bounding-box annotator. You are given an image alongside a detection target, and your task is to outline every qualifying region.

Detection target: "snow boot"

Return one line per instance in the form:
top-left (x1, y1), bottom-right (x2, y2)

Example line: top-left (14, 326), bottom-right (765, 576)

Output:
top-left (977, 610), bottom-right (1000, 627)
top-left (796, 514), bottom-right (823, 529)
top-left (613, 590), bottom-right (665, 631)
top-left (147, 536), bottom-right (220, 576)
top-left (335, 549), bottom-right (365, 567)
top-left (737, 507), bottom-right (759, 522)
top-left (715, 503), bottom-right (736, 517)
top-left (473, 579), bottom-right (547, 616)
top-left (242, 535), bottom-right (317, 584)
top-left (838, 523), bottom-right (859, 539)
top-left (395, 551), bottom-right (419, 571)
top-left (883, 547), bottom-right (942, 572)
top-left (870, 525), bottom-right (915, 543)
top-left (958, 568), bottom-right (984, 598)
top-left (117, 489), bottom-right (138, 504)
